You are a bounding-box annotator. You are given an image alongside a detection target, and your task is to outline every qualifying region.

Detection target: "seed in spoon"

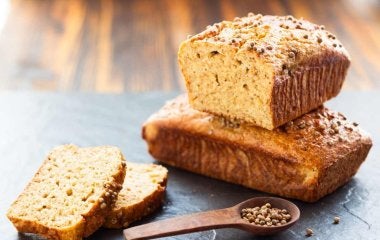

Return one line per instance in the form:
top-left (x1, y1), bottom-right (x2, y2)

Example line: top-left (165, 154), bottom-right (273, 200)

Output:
top-left (241, 203), bottom-right (291, 226)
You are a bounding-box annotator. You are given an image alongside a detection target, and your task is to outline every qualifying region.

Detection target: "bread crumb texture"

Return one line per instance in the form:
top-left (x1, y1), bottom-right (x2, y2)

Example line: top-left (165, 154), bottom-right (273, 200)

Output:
top-left (179, 13), bottom-right (350, 129)
top-left (104, 162), bottom-right (168, 228)
top-left (7, 144), bottom-right (126, 240)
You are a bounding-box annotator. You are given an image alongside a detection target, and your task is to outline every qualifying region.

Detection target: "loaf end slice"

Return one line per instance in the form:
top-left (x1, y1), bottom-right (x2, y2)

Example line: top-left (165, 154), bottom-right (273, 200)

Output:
top-left (142, 95), bottom-right (372, 202)
top-left (103, 162), bottom-right (168, 229)
top-left (179, 13), bottom-right (350, 129)
top-left (7, 145), bottom-right (127, 240)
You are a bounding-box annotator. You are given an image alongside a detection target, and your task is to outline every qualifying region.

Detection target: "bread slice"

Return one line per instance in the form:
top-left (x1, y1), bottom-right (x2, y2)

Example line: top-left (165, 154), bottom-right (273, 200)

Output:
top-left (7, 145), bottom-right (126, 240)
top-left (178, 13), bottom-right (350, 130)
top-left (142, 95), bottom-right (372, 202)
top-left (103, 162), bottom-right (168, 229)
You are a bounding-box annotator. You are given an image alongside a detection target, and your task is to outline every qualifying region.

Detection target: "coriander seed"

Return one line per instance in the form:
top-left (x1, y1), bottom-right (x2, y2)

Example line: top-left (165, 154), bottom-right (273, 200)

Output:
top-left (333, 216), bottom-right (340, 224)
top-left (241, 203), bottom-right (292, 227)
top-left (306, 228), bottom-right (313, 237)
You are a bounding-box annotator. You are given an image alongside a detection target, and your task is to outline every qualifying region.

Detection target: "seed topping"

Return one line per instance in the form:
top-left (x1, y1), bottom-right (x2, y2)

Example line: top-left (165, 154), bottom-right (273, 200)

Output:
top-left (298, 120), bottom-right (306, 129)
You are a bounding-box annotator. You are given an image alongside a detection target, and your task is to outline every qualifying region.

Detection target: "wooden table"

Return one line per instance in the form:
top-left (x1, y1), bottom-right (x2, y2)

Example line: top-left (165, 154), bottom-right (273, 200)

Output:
top-left (0, 0), bottom-right (379, 92)
top-left (0, 91), bottom-right (379, 239)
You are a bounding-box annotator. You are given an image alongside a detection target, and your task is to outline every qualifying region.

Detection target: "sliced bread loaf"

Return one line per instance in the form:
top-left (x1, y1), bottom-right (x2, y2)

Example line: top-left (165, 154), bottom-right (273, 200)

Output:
top-left (7, 145), bottom-right (126, 240)
top-left (178, 13), bottom-right (350, 130)
top-left (103, 162), bottom-right (168, 228)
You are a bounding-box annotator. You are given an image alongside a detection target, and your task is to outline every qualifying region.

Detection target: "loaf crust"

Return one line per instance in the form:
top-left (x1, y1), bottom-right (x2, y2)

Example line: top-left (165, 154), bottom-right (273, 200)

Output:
top-left (179, 13), bottom-right (350, 129)
top-left (7, 145), bottom-right (127, 240)
top-left (142, 95), bottom-right (372, 202)
top-left (103, 162), bottom-right (168, 229)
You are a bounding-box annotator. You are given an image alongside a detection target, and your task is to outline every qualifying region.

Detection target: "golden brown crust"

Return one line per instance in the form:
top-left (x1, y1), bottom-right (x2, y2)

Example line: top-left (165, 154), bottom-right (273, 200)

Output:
top-left (103, 163), bottom-right (168, 229)
top-left (82, 162), bottom-right (126, 237)
top-left (271, 51), bottom-right (350, 127)
top-left (5, 217), bottom-right (85, 240)
top-left (7, 145), bottom-right (127, 240)
top-left (142, 95), bottom-right (372, 202)
top-left (179, 13), bottom-right (351, 129)
top-left (103, 183), bottom-right (166, 229)
top-left (188, 13), bottom-right (350, 70)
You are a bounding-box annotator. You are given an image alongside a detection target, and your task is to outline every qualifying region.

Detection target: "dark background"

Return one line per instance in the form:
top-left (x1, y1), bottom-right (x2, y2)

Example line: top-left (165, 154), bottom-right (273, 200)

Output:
top-left (0, 92), bottom-right (379, 239)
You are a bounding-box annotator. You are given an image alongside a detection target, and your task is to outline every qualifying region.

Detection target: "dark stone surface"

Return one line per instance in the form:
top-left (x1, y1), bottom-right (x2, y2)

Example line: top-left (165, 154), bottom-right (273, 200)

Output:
top-left (0, 91), bottom-right (379, 240)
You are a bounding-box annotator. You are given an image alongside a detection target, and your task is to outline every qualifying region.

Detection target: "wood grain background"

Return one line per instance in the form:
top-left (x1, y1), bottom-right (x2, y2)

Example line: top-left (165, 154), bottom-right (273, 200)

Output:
top-left (0, 0), bottom-right (379, 92)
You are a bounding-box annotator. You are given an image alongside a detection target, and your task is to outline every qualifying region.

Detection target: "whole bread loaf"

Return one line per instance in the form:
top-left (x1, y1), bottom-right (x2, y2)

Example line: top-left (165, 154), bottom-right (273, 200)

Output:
top-left (103, 162), bottom-right (168, 228)
top-left (7, 145), bottom-right (126, 240)
top-left (178, 13), bottom-right (350, 130)
top-left (142, 95), bottom-right (372, 202)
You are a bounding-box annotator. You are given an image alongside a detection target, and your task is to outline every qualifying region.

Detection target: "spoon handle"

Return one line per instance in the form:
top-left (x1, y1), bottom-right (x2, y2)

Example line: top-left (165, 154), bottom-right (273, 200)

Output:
top-left (123, 207), bottom-right (238, 240)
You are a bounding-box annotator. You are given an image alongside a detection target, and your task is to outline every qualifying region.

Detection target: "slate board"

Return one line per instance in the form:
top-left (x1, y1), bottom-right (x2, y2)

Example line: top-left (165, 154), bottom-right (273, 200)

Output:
top-left (0, 91), bottom-right (379, 240)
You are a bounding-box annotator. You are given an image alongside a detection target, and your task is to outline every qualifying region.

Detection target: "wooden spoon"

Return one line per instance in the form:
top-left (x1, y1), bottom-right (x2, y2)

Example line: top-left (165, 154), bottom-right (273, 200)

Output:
top-left (123, 197), bottom-right (300, 239)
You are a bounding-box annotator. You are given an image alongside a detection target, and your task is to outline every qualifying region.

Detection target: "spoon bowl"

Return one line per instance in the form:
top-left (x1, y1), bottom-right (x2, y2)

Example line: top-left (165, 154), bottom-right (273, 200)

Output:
top-left (124, 197), bottom-right (300, 240)
top-left (232, 197), bottom-right (300, 235)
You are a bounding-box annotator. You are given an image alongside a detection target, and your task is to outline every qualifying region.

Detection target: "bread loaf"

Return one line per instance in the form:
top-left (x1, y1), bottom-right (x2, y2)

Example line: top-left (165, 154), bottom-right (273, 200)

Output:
top-left (178, 13), bottom-right (350, 130)
top-left (103, 162), bottom-right (168, 229)
top-left (7, 145), bottom-right (126, 240)
top-left (142, 95), bottom-right (372, 202)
